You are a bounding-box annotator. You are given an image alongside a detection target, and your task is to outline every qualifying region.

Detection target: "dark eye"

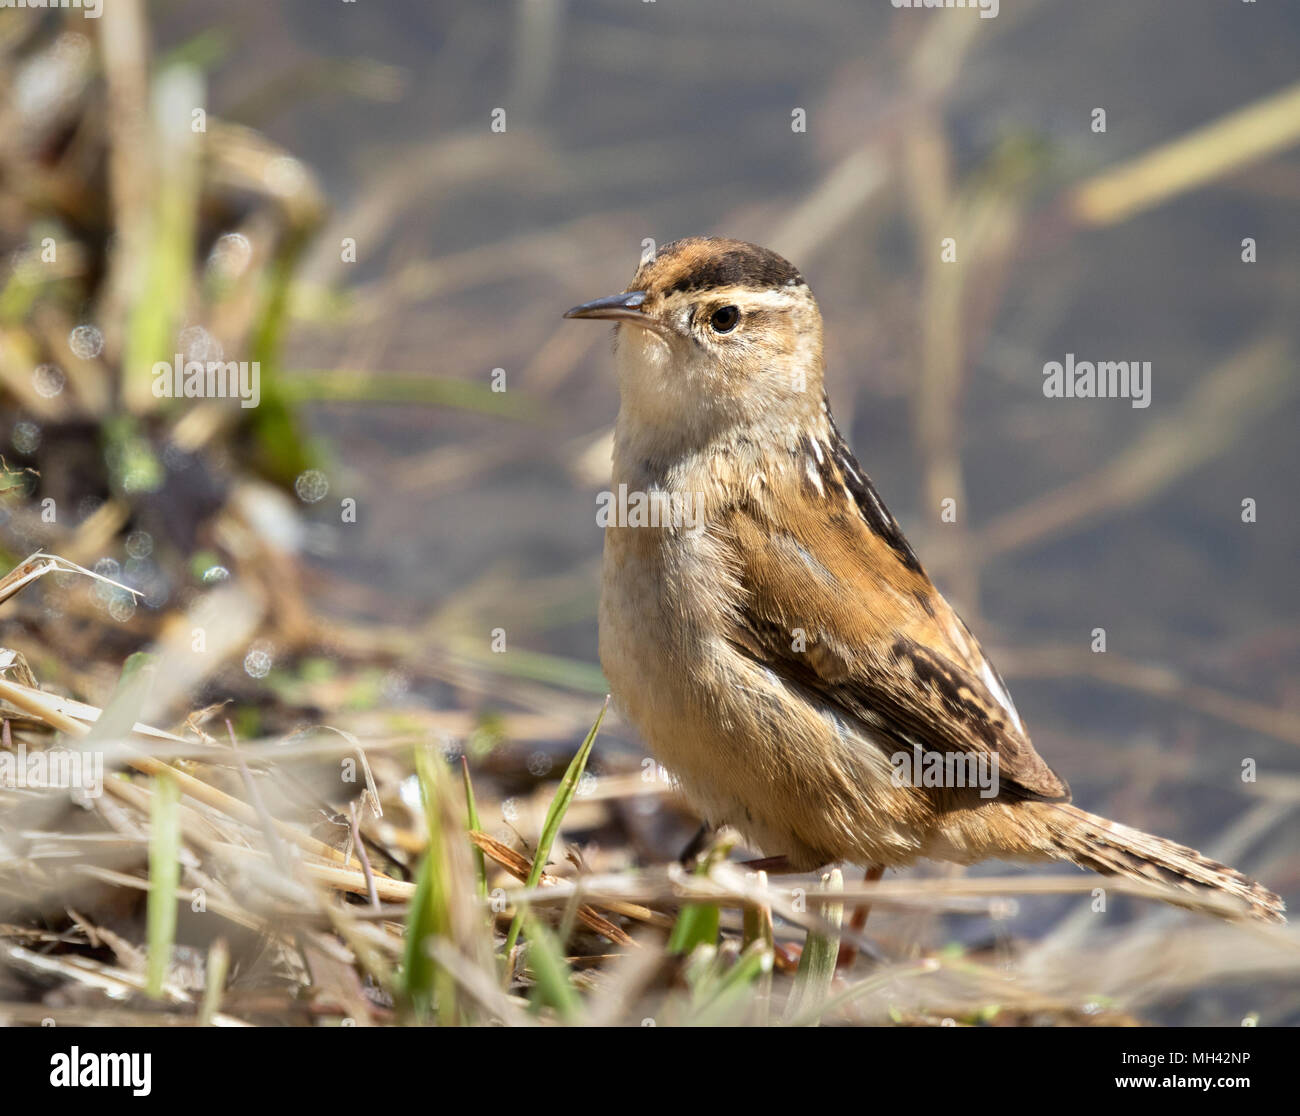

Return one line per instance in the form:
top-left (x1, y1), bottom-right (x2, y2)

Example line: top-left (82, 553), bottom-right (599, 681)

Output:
top-left (709, 305), bottom-right (740, 333)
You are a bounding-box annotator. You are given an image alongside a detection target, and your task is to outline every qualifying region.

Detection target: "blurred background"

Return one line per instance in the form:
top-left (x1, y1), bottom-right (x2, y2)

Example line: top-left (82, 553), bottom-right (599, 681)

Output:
top-left (1, 1), bottom-right (1298, 1025)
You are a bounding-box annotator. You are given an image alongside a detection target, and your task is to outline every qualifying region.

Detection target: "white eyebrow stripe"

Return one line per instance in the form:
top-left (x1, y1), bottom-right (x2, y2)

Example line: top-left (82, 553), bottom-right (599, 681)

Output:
top-left (676, 287), bottom-right (808, 314)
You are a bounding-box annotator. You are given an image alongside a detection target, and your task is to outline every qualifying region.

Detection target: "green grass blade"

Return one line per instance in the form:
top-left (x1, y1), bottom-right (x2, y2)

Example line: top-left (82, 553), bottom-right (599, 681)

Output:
top-left (145, 773), bottom-right (180, 999)
top-left (667, 836), bottom-right (732, 956)
top-left (461, 757), bottom-right (487, 900)
top-left (198, 938), bottom-right (229, 1026)
top-left (784, 868), bottom-right (844, 1026)
top-left (667, 899), bottom-right (720, 956)
top-left (688, 939), bottom-right (774, 1027)
top-left (400, 744), bottom-right (457, 1023)
top-left (522, 913), bottom-right (583, 1024)
top-left (122, 65), bottom-right (202, 418)
top-left (741, 868), bottom-right (774, 1024)
top-left (401, 842), bottom-right (437, 1018)
top-left (85, 651), bottom-right (156, 750)
top-left (502, 697), bottom-right (609, 964)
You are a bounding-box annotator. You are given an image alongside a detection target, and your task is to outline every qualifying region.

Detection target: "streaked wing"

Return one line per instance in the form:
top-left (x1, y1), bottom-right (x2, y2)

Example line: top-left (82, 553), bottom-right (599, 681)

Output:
top-left (717, 414), bottom-right (1069, 803)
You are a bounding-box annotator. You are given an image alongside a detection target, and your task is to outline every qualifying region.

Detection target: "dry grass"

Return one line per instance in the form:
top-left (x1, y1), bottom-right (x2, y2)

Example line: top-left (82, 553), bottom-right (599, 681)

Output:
top-left (2, 4), bottom-right (1298, 1026)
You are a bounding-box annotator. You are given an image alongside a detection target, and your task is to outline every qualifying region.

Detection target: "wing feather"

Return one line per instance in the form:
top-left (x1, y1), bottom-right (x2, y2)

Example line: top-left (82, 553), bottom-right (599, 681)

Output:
top-left (717, 423), bottom-right (1069, 803)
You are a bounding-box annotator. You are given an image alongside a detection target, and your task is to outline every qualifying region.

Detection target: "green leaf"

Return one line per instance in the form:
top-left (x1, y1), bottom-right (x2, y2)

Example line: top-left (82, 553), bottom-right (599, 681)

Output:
top-left (502, 697), bottom-right (609, 965)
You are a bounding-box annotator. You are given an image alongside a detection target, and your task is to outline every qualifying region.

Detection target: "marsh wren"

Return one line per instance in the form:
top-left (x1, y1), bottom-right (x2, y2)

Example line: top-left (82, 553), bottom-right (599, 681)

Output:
top-left (565, 236), bottom-right (1283, 922)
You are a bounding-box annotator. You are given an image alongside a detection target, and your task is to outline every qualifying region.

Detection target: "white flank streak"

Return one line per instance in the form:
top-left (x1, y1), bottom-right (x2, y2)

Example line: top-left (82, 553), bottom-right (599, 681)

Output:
top-left (979, 659), bottom-right (1024, 732)
top-left (866, 487), bottom-right (888, 522)
top-left (804, 458), bottom-right (824, 494)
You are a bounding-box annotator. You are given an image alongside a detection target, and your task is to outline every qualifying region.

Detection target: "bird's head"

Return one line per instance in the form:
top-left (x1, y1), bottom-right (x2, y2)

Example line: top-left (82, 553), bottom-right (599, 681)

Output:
top-left (564, 237), bottom-right (826, 455)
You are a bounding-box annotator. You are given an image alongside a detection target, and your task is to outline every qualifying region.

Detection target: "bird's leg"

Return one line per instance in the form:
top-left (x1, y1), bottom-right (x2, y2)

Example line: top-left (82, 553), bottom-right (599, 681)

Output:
top-left (836, 864), bottom-right (884, 971)
top-left (677, 821), bottom-right (713, 867)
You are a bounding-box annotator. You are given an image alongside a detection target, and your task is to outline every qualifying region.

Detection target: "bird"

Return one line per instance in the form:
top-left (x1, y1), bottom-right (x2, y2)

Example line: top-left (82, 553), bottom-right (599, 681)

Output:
top-left (564, 235), bottom-right (1284, 923)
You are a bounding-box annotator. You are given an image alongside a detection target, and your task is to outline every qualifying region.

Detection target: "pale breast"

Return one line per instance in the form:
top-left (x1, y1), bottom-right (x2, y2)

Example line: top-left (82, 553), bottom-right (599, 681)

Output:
top-left (599, 513), bottom-right (928, 868)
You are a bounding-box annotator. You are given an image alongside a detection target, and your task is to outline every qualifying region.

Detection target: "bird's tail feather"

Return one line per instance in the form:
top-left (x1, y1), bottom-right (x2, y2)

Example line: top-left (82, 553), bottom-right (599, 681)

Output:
top-left (1037, 802), bottom-right (1285, 923)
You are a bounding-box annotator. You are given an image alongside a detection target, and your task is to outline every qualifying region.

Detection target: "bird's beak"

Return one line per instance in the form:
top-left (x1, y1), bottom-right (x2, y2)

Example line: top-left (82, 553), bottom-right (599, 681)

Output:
top-left (563, 290), bottom-right (655, 328)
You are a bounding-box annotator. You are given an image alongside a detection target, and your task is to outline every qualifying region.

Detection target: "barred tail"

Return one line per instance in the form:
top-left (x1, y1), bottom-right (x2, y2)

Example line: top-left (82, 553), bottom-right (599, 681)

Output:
top-left (1038, 803), bottom-right (1285, 923)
